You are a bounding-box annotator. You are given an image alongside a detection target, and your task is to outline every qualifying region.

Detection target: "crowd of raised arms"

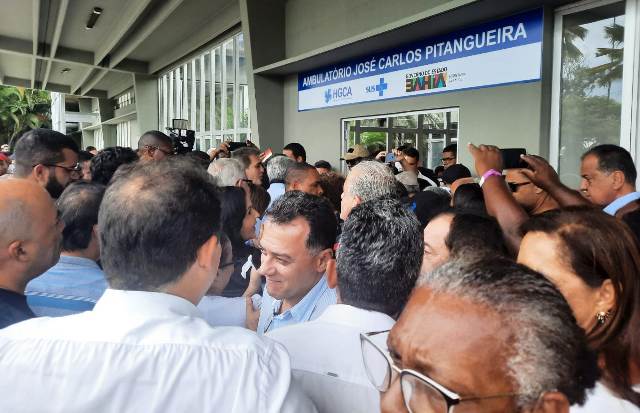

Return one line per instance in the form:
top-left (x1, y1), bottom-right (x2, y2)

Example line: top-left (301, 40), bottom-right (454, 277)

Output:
top-left (1, 128), bottom-right (640, 413)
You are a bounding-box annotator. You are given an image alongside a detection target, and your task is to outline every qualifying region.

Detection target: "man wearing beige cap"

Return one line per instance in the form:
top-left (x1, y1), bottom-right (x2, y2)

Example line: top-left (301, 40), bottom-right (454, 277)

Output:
top-left (341, 144), bottom-right (370, 170)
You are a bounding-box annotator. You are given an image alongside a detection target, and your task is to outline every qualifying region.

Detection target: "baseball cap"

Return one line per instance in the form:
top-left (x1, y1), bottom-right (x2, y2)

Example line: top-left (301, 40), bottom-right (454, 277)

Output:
top-left (341, 144), bottom-right (370, 161)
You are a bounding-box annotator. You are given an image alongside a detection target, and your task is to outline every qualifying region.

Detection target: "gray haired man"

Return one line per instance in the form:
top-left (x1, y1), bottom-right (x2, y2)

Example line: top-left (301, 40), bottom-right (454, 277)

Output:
top-left (269, 199), bottom-right (422, 413)
top-left (340, 161), bottom-right (397, 220)
top-left (371, 258), bottom-right (599, 413)
top-left (207, 158), bottom-right (245, 186)
top-left (266, 155), bottom-right (295, 207)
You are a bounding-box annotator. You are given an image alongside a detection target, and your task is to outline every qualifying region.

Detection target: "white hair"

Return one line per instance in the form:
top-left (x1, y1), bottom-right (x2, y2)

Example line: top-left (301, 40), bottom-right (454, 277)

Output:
top-left (267, 155), bottom-right (295, 182)
top-left (207, 158), bottom-right (245, 186)
top-left (347, 161), bottom-right (397, 201)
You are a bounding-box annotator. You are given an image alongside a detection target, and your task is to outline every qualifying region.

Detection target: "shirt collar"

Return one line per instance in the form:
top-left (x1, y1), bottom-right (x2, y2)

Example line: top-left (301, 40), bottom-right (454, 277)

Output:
top-left (57, 255), bottom-right (101, 269)
top-left (93, 289), bottom-right (203, 319)
top-left (272, 276), bottom-right (329, 322)
top-left (603, 191), bottom-right (640, 215)
top-left (317, 304), bottom-right (395, 331)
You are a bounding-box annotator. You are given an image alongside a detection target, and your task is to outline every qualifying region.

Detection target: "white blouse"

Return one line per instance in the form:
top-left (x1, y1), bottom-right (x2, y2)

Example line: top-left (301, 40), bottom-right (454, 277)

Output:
top-left (572, 381), bottom-right (640, 413)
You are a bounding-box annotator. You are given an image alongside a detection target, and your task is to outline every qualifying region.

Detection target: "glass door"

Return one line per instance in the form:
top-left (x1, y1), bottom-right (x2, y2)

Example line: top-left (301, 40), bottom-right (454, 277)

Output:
top-left (551, 0), bottom-right (637, 187)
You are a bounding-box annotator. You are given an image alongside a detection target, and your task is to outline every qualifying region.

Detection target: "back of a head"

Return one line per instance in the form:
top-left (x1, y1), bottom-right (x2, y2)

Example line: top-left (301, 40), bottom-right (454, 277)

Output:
top-left (395, 171), bottom-right (420, 194)
top-left (208, 158), bottom-right (245, 186)
top-left (248, 182), bottom-right (271, 217)
top-left (442, 163), bottom-right (471, 185)
top-left (412, 189), bottom-right (452, 229)
top-left (338, 199), bottom-right (423, 317)
top-left (453, 183), bottom-right (486, 215)
top-left (231, 147), bottom-right (260, 169)
top-left (99, 157), bottom-right (221, 291)
top-left (285, 162), bottom-right (315, 187)
top-left (90, 146), bottom-right (138, 185)
top-left (14, 128), bottom-right (79, 177)
top-left (319, 171), bottom-right (345, 213)
top-left (444, 212), bottom-right (508, 258)
top-left (420, 258), bottom-right (598, 408)
top-left (138, 130), bottom-right (172, 149)
top-left (56, 181), bottom-right (106, 252)
top-left (283, 142), bottom-right (306, 162)
top-left (583, 144), bottom-right (637, 184)
top-left (348, 161), bottom-right (397, 202)
top-left (0, 179), bottom-right (53, 246)
top-left (217, 186), bottom-right (247, 249)
top-left (266, 191), bottom-right (337, 252)
top-left (267, 155), bottom-right (295, 182)
top-left (314, 160), bottom-right (332, 171)
top-left (185, 150), bottom-right (211, 170)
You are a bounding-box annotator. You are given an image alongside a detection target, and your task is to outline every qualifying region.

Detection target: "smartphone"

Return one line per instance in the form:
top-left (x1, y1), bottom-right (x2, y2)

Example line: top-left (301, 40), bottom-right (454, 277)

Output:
top-left (385, 152), bottom-right (396, 162)
top-left (501, 148), bottom-right (527, 169)
top-left (227, 141), bottom-right (248, 151)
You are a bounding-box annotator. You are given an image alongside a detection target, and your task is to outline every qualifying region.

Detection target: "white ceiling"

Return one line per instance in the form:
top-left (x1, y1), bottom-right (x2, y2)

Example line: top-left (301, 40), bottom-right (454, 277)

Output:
top-left (0, 0), bottom-right (241, 97)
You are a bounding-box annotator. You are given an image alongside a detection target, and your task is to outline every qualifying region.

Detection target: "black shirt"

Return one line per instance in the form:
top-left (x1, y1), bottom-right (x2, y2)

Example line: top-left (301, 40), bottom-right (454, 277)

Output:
top-left (0, 288), bottom-right (35, 329)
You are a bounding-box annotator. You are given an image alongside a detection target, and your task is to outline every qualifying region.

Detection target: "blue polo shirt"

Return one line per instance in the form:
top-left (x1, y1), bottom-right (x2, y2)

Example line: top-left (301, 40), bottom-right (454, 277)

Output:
top-left (257, 275), bottom-right (336, 335)
top-left (26, 255), bottom-right (107, 317)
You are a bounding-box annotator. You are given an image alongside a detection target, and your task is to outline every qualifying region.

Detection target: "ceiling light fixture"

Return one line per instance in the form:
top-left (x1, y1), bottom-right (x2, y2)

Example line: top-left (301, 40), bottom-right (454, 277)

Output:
top-left (61, 67), bottom-right (71, 74)
top-left (85, 7), bottom-right (103, 30)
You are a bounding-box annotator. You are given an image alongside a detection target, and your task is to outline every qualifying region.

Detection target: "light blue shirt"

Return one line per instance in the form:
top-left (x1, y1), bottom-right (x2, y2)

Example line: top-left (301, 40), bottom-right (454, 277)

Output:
top-left (267, 182), bottom-right (286, 209)
top-left (26, 255), bottom-right (107, 317)
top-left (257, 275), bottom-right (336, 335)
top-left (603, 191), bottom-right (640, 215)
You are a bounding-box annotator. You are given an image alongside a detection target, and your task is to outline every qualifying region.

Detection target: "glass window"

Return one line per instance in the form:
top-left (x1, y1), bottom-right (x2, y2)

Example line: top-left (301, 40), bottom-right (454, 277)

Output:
top-left (158, 33), bottom-right (249, 141)
top-left (557, 2), bottom-right (625, 187)
top-left (342, 108), bottom-right (459, 171)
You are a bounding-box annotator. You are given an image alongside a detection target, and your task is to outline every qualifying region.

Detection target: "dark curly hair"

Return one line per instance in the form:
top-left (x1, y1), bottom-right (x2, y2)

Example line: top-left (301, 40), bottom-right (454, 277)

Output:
top-left (90, 146), bottom-right (138, 185)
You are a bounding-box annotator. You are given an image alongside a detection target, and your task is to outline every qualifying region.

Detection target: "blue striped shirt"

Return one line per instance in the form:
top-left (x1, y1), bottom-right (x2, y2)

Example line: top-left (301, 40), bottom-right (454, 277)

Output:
top-left (257, 275), bottom-right (336, 335)
top-left (25, 256), bottom-right (107, 317)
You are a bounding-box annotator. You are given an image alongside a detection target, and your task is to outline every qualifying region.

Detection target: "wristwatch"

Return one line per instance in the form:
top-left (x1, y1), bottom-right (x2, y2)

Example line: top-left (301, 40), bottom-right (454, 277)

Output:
top-left (479, 169), bottom-right (502, 187)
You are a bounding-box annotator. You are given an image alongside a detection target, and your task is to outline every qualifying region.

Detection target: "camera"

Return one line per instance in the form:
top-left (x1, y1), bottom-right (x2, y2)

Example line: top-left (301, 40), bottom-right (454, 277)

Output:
top-left (166, 119), bottom-right (195, 155)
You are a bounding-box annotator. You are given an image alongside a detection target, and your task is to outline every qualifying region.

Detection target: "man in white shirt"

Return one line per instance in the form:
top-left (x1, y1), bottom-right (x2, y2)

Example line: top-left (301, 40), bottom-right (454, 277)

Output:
top-left (0, 158), bottom-right (314, 413)
top-left (268, 199), bottom-right (423, 413)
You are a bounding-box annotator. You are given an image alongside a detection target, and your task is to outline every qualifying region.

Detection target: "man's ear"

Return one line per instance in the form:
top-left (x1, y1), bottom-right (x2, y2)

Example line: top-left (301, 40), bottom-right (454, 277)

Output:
top-left (32, 164), bottom-right (50, 186)
top-left (314, 248), bottom-right (333, 274)
top-left (611, 170), bottom-right (626, 191)
top-left (528, 391), bottom-right (570, 413)
top-left (353, 195), bottom-right (362, 208)
top-left (326, 258), bottom-right (338, 289)
top-left (7, 240), bottom-right (28, 262)
top-left (196, 234), bottom-right (220, 272)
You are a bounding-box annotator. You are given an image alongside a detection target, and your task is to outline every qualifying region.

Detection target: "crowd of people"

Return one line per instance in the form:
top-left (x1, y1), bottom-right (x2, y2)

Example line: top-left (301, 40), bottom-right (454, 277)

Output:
top-left (0, 127), bottom-right (639, 413)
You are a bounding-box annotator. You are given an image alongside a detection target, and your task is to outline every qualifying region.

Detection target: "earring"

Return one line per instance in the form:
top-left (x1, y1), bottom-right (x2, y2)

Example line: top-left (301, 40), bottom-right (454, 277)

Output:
top-left (596, 310), bottom-right (611, 325)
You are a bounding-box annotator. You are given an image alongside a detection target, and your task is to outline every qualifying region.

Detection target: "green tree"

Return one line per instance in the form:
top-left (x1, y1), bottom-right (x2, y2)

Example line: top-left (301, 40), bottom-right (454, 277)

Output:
top-left (0, 85), bottom-right (51, 147)
top-left (589, 22), bottom-right (624, 100)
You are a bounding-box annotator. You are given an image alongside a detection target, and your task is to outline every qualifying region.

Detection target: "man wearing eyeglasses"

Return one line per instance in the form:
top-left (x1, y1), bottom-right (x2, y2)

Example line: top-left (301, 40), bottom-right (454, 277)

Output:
top-left (137, 130), bottom-right (174, 162)
top-left (441, 144), bottom-right (457, 169)
top-left (13, 128), bottom-right (80, 199)
top-left (364, 258), bottom-right (598, 413)
top-left (268, 199), bottom-right (422, 413)
top-left (504, 168), bottom-right (558, 216)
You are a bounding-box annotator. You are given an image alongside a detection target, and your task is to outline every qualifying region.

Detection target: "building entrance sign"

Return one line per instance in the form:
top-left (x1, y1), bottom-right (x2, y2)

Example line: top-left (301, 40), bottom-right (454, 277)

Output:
top-left (298, 9), bottom-right (543, 111)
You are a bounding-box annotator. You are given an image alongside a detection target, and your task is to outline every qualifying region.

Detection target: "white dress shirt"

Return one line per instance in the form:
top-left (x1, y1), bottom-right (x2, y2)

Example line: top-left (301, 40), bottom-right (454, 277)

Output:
top-left (571, 382), bottom-right (640, 413)
top-left (267, 304), bottom-right (395, 413)
top-left (0, 289), bottom-right (315, 413)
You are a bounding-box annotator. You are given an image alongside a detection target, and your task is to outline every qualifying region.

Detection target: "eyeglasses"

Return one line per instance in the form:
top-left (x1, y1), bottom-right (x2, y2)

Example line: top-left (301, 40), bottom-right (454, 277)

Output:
top-left (441, 157), bottom-right (455, 163)
top-left (37, 162), bottom-right (82, 177)
top-left (360, 331), bottom-right (518, 413)
top-left (507, 182), bottom-right (532, 193)
top-left (145, 145), bottom-right (174, 156)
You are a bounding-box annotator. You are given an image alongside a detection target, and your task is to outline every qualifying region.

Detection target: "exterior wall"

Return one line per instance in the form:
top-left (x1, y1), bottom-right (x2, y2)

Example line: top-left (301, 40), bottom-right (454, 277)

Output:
top-left (284, 0), bottom-right (459, 57)
top-left (283, 77), bottom-right (544, 169)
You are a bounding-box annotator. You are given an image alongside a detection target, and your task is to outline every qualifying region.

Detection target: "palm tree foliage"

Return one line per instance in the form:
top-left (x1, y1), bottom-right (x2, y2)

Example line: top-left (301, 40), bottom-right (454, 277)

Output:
top-left (0, 85), bottom-right (51, 146)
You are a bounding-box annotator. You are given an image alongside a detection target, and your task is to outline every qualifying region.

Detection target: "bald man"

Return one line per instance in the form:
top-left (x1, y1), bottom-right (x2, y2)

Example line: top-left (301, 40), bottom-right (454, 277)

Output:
top-left (137, 130), bottom-right (174, 162)
top-left (0, 179), bottom-right (63, 328)
top-left (285, 163), bottom-right (323, 196)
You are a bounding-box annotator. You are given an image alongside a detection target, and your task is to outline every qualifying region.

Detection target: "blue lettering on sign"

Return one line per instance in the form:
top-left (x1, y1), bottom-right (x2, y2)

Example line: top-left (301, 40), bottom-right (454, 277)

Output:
top-left (325, 86), bottom-right (352, 102)
top-left (298, 9), bottom-right (543, 91)
top-left (324, 88), bottom-right (332, 103)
